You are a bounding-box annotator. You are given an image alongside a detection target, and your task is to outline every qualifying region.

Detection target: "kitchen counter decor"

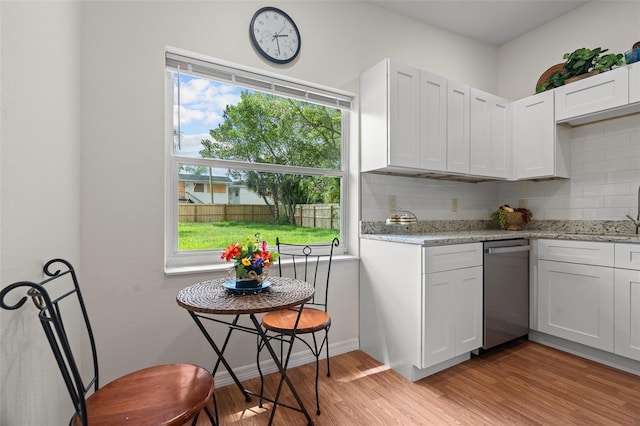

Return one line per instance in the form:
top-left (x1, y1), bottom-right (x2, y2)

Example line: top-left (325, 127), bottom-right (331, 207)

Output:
top-left (385, 210), bottom-right (417, 225)
top-left (491, 205), bottom-right (532, 231)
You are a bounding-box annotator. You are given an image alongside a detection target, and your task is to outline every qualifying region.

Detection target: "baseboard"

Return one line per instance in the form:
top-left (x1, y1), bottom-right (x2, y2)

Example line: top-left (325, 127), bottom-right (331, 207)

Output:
top-left (528, 331), bottom-right (640, 376)
top-left (214, 337), bottom-right (360, 387)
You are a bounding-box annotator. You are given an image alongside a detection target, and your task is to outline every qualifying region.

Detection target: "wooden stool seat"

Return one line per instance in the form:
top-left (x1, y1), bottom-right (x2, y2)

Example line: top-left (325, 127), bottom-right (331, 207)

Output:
top-left (72, 363), bottom-right (214, 426)
top-left (262, 307), bottom-right (331, 334)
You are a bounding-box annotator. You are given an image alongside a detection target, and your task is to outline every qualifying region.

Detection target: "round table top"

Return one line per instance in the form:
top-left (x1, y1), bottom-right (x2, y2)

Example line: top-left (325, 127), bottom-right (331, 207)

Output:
top-left (176, 276), bottom-right (314, 315)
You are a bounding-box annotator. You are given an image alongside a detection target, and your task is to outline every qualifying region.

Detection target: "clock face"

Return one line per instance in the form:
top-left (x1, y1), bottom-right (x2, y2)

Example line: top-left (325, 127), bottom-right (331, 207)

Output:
top-left (250, 7), bottom-right (301, 64)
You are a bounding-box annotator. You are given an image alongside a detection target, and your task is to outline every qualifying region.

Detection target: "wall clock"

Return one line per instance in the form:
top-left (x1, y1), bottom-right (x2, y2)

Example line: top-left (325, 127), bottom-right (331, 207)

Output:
top-left (249, 7), bottom-right (301, 64)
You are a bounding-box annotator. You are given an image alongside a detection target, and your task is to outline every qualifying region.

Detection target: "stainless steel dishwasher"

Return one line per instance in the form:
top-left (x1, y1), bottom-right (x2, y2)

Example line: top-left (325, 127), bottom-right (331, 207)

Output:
top-left (483, 239), bottom-right (530, 350)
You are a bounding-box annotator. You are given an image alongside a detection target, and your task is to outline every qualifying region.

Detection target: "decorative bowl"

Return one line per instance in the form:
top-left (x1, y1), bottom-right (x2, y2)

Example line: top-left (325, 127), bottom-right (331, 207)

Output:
top-left (625, 47), bottom-right (639, 64)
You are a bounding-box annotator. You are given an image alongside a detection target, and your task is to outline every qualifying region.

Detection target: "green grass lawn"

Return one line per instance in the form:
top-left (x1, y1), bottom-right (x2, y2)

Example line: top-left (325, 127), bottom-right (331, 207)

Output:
top-left (179, 221), bottom-right (340, 250)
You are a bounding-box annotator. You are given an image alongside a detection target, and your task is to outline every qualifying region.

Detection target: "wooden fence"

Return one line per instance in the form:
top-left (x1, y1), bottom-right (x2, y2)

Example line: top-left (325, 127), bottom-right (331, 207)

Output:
top-left (178, 203), bottom-right (340, 229)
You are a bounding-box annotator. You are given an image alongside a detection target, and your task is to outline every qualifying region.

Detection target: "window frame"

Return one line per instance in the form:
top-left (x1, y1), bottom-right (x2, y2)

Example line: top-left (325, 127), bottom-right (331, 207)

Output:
top-left (164, 49), bottom-right (352, 274)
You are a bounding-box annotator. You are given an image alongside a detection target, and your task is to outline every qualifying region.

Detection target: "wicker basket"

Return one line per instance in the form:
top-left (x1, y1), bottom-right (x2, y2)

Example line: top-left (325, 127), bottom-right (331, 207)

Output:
top-left (536, 63), bottom-right (564, 93)
top-left (505, 211), bottom-right (524, 231)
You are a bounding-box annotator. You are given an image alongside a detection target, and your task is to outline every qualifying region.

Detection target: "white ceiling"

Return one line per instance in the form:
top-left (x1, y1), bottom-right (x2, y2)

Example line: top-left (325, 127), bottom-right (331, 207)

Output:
top-left (369, 0), bottom-right (590, 46)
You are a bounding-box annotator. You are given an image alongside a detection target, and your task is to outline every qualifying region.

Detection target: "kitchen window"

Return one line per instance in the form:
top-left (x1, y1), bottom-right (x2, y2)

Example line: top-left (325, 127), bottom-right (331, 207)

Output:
top-left (165, 50), bottom-right (351, 272)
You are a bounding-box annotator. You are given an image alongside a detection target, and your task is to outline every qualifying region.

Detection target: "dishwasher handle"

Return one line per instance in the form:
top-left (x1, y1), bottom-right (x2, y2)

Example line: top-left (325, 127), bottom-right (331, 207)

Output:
top-left (484, 245), bottom-right (531, 254)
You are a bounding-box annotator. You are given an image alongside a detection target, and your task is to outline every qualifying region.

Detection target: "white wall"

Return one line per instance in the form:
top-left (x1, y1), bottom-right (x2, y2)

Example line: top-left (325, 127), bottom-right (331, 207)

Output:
top-left (0, 1), bottom-right (81, 425)
top-left (362, 174), bottom-right (500, 221)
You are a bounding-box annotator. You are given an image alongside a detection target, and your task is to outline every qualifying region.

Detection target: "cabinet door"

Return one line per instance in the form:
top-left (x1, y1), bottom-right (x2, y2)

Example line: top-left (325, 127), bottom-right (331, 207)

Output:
top-left (389, 61), bottom-right (420, 168)
top-left (538, 260), bottom-right (614, 351)
top-left (555, 66), bottom-right (629, 122)
top-left (469, 89), bottom-right (511, 178)
top-left (512, 91), bottom-right (556, 179)
top-left (454, 266), bottom-right (483, 354)
top-left (419, 70), bottom-right (448, 171)
top-left (614, 269), bottom-right (640, 360)
top-left (360, 59), bottom-right (389, 172)
top-left (422, 269), bottom-right (457, 367)
top-left (490, 96), bottom-right (511, 178)
top-left (446, 81), bottom-right (470, 174)
top-left (422, 266), bottom-right (482, 368)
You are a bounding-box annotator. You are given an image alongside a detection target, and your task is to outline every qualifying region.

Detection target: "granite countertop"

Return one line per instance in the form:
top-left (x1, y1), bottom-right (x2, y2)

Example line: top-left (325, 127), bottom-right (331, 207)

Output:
top-left (360, 230), bottom-right (640, 246)
top-left (359, 220), bottom-right (640, 246)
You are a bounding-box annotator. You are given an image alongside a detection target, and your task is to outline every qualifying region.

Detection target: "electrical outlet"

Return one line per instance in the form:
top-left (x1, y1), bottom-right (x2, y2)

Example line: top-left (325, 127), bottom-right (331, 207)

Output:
top-left (451, 198), bottom-right (458, 212)
top-left (519, 199), bottom-right (528, 209)
top-left (388, 195), bottom-right (397, 212)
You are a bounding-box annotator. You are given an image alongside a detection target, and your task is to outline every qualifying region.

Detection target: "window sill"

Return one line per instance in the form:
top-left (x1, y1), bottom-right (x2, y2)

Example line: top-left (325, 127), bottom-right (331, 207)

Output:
top-left (165, 254), bottom-right (359, 277)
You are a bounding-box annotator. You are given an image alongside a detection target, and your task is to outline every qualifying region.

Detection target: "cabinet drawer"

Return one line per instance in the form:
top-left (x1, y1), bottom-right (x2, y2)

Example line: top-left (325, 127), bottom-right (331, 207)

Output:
top-left (538, 239), bottom-right (614, 267)
top-left (555, 67), bottom-right (629, 122)
top-left (423, 243), bottom-right (482, 273)
top-left (615, 243), bottom-right (640, 271)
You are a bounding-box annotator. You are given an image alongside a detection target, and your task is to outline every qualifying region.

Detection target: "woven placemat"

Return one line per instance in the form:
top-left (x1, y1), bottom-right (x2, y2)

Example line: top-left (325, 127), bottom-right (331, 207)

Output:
top-left (176, 276), bottom-right (314, 315)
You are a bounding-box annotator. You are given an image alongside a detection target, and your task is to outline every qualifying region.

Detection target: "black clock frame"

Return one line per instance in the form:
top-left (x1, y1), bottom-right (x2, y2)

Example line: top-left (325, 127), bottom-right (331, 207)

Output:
top-left (249, 6), bottom-right (301, 65)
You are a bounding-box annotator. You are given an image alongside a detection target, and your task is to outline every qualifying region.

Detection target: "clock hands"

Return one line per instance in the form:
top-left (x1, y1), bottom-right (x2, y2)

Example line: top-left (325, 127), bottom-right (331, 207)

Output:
top-left (271, 31), bottom-right (289, 55)
top-left (273, 33), bottom-right (281, 54)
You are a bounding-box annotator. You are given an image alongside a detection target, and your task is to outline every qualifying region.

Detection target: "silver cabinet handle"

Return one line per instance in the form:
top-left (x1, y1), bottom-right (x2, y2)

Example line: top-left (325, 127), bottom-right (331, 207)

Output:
top-left (485, 245), bottom-right (531, 254)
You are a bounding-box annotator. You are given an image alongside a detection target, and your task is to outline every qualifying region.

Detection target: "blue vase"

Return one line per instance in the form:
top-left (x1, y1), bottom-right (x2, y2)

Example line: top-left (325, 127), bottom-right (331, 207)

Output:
top-left (235, 265), bottom-right (263, 288)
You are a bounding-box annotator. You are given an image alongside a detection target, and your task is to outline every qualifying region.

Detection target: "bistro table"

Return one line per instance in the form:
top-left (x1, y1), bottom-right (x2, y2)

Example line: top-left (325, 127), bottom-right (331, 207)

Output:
top-left (176, 276), bottom-right (315, 426)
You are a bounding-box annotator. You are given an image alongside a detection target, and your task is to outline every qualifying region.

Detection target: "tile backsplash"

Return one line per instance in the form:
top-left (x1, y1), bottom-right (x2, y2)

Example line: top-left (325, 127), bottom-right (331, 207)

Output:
top-left (361, 114), bottom-right (640, 223)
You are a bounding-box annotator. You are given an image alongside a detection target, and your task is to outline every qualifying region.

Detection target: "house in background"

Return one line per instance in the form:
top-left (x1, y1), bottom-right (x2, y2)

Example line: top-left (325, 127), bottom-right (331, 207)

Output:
top-left (227, 184), bottom-right (268, 205)
top-left (179, 173), bottom-right (232, 204)
top-left (178, 174), bottom-right (269, 205)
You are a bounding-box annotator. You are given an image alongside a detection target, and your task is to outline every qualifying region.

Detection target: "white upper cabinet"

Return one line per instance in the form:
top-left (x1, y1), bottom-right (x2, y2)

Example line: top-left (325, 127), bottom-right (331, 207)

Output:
top-left (469, 88), bottom-right (511, 179)
top-left (629, 63), bottom-right (640, 104)
top-left (512, 91), bottom-right (570, 179)
top-left (555, 66), bottom-right (629, 124)
top-left (446, 80), bottom-right (470, 174)
top-left (361, 60), bottom-right (638, 181)
top-left (360, 58), bottom-right (447, 173)
top-left (419, 70), bottom-right (448, 171)
top-left (388, 61), bottom-right (420, 169)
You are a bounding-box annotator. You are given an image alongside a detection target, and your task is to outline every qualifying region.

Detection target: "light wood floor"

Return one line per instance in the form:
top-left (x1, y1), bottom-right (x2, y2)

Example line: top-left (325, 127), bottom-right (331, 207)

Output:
top-left (201, 339), bottom-right (640, 425)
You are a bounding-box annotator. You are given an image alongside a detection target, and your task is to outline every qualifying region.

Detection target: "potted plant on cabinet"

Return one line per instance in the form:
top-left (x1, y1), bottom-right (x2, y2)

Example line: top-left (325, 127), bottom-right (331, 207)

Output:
top-left (536, 47), bottom-right (626, 93)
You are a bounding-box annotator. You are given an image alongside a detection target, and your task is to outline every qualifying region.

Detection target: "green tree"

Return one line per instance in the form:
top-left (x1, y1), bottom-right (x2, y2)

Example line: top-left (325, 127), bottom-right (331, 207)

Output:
top-left (200, 91), bottom-right (341, 224)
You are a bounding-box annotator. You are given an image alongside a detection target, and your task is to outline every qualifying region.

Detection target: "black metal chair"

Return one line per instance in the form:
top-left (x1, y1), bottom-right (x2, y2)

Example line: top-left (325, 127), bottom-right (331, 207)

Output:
top-left (0, 258), bottom-right (218, 426)
top-left (257, 237), bottom-right (339, 415)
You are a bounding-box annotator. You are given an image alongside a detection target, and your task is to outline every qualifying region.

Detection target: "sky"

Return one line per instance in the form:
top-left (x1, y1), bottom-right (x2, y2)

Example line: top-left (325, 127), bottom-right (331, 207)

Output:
top-left (173, 73), bottom-right (247, 159)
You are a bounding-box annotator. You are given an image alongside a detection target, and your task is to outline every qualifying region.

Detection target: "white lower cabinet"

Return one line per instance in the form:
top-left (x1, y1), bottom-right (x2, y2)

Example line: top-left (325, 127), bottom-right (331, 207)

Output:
top-left (422, 265), bottom-right (483, 368)
top-left (536, 240), bottom-right (640, 361)
top-left (538, 259), bottom-right (614, 351)
top-left (614, 244), bottom-right (640, 361)
top-left (359, 239), bottom-right (482, 381)
top-left (614, 269), bottom-right (640, 360)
